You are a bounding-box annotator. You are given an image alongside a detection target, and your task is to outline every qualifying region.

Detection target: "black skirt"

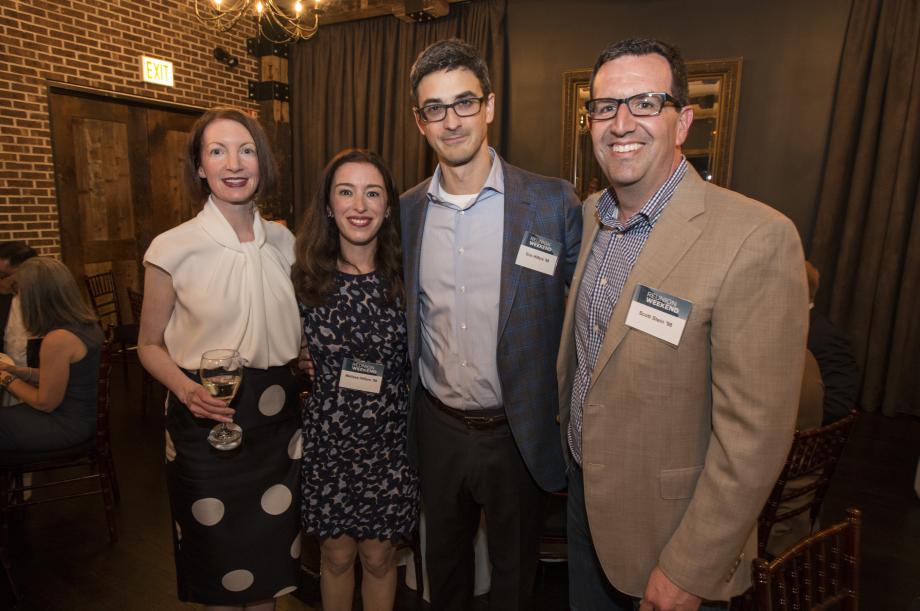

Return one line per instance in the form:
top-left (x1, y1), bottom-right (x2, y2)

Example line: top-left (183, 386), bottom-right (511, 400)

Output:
top-left (165, 365), bottom-right (302, 604)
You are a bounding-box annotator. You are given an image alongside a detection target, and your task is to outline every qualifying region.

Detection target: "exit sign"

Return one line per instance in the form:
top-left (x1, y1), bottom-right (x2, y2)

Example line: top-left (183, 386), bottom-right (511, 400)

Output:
top-left (140, 56), bottom-right (174, 87)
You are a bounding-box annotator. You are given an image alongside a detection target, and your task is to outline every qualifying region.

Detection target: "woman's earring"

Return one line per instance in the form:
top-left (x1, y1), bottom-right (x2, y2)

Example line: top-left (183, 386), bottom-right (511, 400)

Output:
top-left (326, 208), bottom-right (333, 219)
top-left (384, 209), bottom-right (390, 219)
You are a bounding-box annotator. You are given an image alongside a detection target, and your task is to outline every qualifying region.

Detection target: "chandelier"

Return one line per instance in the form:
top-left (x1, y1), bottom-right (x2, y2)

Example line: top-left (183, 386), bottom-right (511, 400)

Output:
top-left (194, 0), bottom-right (324, 43)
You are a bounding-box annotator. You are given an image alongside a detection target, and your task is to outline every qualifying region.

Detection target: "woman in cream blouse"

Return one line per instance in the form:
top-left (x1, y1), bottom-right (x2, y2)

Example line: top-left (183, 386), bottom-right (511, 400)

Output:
top-left (138, 108), bottom-right (302, 610)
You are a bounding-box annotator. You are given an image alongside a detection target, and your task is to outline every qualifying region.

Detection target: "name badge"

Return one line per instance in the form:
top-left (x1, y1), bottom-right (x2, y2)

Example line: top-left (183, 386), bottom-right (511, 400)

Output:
top-left (339, 358), bottom-right (385, 394)
top-left (515, 231), bottom-right (562, 276)
top-left (624, 284), bottom-right (692, 346)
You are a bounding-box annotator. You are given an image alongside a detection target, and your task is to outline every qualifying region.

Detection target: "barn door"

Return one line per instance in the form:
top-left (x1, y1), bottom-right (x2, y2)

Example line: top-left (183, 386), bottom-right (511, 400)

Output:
top-left (143, 107), bottom-right (199, 253)
top-left (49, 90), bottom-right (199, 322)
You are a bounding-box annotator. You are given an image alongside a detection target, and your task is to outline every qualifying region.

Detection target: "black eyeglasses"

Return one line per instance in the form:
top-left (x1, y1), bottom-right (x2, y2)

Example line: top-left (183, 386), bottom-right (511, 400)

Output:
top-left (414, 96), bottom-right (487, 123)
top-left (585, 92), bottom-right (681, 121)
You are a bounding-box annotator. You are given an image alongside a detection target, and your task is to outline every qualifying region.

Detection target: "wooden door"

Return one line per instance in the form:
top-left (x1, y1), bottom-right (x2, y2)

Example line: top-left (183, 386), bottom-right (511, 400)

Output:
top-left (142, 108), bottom-right (198, 255)
top-left (49, 90), bottom-right (199, 323)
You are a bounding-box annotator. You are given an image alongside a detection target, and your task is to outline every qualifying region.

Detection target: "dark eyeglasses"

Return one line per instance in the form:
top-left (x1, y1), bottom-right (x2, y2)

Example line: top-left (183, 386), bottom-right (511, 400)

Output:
top-left (585, 92), bottom-right (681, 120)
top-left (414, 96), bottom-right (487, 123)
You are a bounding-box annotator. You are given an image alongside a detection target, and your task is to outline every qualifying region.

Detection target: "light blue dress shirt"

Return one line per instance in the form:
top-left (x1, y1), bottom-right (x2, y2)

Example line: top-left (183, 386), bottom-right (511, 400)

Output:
top-left (418, 150), bottom-right (505, 410)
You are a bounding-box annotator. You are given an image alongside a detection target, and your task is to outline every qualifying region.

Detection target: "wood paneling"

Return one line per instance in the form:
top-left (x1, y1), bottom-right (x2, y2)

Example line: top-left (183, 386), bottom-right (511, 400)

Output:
top-left (73, 118), bottom-right (135, 244)
top-left (145, 108), bottom-right (199, 252)
top-left (49, 90), bottom-right (200, 320)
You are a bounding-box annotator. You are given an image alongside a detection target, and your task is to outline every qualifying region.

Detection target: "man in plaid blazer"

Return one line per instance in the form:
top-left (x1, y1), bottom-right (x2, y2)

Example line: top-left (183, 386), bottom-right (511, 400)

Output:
top-left (401, 39), bottom-right (581, 610)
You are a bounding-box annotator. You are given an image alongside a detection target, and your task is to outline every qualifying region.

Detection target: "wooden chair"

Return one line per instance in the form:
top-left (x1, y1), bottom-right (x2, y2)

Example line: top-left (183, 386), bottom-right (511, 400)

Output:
top-left (539, 490), bottom-right (568, 560)
top-left (125, 287), bottom-right (155, 414)
top-left (1, 343), bottom-right (119, 597)
top-left (758, 410), bottom-right (858, 557)
top-left (84, 272), bottom-right (138, 375)
top-left (84, 270), bottom-right (122, 330)
top-left (752, 508), bottom-right (861, 610)
top-left (539, 415), bottom-right (569, 566)
top-left (126, 286), bottom-right (143, 325)
top-left (536, 490), bottom-right (568, 589)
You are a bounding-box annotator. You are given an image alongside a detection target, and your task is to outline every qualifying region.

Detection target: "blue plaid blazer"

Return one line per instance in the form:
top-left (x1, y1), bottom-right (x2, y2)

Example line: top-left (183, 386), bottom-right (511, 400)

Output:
top-left (400, 158), bottom-right (582, 492)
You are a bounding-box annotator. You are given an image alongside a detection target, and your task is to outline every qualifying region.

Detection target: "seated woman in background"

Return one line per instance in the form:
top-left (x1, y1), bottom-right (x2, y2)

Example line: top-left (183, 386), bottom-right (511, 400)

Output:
top-left (764, 348), bottom-right (825, 557)
top-left (0, 257), bottom-right (104, 453)
top-left (293, 149), bottom-right (418, 611)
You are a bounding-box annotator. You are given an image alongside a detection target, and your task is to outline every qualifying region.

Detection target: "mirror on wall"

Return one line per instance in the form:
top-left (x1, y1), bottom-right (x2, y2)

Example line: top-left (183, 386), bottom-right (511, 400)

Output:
top-left (561, 58), bottom-right (742, 200)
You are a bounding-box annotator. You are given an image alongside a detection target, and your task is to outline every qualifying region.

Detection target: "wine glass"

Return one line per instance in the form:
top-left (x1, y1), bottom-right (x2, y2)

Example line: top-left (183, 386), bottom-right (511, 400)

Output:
top-left (199, 348), bottom-right (243, 451)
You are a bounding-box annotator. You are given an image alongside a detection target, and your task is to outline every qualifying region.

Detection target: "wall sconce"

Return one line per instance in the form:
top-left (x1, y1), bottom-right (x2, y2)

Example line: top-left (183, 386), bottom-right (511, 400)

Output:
top-left (213, 46), bottom-right (239, 68)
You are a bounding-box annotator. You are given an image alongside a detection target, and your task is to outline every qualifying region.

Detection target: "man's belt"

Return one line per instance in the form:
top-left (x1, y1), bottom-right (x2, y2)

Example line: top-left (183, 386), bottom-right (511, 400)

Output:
top-left (423, 386), bottom-right (507, 430)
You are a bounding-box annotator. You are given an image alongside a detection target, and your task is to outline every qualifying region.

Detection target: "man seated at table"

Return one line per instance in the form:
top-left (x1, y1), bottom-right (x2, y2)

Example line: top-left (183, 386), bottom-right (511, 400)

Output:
top-left (0, 241), bottom-right (37, 407)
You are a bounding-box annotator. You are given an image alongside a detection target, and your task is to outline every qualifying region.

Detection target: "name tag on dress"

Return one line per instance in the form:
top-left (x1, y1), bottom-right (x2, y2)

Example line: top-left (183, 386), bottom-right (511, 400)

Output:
top-left (339, 358), bottom-right (385, 394)
top-left (624, 284), bottom-right (692, 346)
top-left (515, 232), bottom-right (561, 276)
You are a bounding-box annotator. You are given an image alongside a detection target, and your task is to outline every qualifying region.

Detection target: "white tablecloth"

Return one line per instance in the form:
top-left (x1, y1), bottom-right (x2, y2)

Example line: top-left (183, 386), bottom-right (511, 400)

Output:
top-left (402, 510), bottom-right (492, 601)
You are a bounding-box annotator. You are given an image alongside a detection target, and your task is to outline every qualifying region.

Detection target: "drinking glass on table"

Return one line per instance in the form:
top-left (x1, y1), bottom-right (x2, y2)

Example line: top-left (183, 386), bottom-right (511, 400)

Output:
top-left (199, 348), bottom-right (243, 450)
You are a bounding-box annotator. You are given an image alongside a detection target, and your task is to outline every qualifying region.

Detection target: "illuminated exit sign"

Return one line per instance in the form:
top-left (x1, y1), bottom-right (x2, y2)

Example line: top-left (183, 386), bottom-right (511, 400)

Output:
top-left (140, 56), bottom-right (174, 87)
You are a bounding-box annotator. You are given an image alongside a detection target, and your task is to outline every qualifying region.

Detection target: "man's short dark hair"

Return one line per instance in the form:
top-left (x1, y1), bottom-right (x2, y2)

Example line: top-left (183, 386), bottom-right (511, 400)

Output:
top-left (0, 241), bottom-right (37, 267)
top-left (590, 38), bottom-right (689, 107)
top-left (409, 38), bottom-right (492, 106)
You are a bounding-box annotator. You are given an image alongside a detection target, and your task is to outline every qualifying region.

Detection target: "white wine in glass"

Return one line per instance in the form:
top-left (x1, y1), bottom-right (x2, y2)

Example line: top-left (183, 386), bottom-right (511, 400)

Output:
top-left (200, 348), bottom-right (243, 450)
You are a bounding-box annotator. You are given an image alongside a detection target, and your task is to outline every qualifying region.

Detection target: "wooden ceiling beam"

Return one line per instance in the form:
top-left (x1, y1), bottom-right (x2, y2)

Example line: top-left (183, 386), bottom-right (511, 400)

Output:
top-left (316, 0), bottom-right (467, 26)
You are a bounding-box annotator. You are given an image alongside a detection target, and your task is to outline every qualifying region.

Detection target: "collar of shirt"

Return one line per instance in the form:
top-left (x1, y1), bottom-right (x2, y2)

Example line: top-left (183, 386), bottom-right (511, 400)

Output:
top-left (427, 147), bottom-right (505, 211)
top-left (596, 157), bottom-right (689, 232)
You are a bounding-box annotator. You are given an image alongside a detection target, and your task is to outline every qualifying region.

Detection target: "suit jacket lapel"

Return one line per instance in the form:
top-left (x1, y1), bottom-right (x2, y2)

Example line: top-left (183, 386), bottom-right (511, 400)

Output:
top-left (404, 179), bottom-right (431, 365)
top-left (590, 169), bottom-right (708, 388)
top-left (558, 193), bottom-right (602, 399)
top-left (567, 194), bottom-right (603, 325)
top-left (498, 161), bottom-right (535, 340)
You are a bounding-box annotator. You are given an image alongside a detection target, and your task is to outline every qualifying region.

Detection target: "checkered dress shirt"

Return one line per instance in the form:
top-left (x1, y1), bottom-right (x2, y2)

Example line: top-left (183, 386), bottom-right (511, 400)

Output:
top-left (568, 159), bottom-right (688, 465)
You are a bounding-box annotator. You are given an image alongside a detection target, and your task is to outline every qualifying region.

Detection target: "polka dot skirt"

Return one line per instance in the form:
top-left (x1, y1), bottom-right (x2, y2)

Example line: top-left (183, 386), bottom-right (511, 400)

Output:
top-left (165, 365), bottom-right (302, 604)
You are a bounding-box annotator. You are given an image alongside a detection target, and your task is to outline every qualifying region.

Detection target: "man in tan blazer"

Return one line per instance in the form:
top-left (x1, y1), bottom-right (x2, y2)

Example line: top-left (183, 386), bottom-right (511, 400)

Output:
top-left (558, 38), bottom-right (808, 610)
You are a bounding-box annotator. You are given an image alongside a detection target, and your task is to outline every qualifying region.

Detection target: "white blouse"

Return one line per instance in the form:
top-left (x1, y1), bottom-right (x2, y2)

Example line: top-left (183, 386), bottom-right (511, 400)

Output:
top-left (144, 198), bottom-right (301, 371)
top-left (2, 295), bottom-right (28, 407)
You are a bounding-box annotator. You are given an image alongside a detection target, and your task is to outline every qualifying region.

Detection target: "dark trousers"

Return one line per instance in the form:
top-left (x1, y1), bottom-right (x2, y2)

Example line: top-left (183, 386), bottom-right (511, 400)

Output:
top-left (416, 387), bottom-right (546, 611)
top-left (567, 466), bottom-right (729, 610)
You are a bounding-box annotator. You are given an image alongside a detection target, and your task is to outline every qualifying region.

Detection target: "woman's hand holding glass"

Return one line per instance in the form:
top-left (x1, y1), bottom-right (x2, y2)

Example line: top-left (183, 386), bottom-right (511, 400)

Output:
top-left (181, 382), bottom-right (236, 422)
top-left (199, 349), bottom-right (244, 450)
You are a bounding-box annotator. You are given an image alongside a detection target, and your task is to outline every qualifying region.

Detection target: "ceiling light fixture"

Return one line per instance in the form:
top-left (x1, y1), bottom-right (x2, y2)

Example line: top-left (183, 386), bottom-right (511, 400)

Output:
top-left (194, 0), bottom-right (323, 44)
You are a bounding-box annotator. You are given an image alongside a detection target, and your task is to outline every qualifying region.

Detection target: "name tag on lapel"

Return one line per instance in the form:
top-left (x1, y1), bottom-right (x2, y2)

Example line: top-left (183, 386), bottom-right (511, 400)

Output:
top-left (624, 284), bottom-right (692, 346)
top-left (339, 358), bottom-right (385, 394)
top-left (515, 231), bottom-right (561, 276)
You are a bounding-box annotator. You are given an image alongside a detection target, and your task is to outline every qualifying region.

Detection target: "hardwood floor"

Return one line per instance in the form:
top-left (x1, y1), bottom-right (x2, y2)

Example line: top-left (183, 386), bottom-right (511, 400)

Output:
top-left (820, 410), bottom-right (920, 610)
top-left (2, 362), bottom-right (918, 610)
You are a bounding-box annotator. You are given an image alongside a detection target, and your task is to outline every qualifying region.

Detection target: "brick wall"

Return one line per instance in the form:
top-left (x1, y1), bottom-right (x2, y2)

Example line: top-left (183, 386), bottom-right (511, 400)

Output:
top-left (0, 0), bottom-right (260, 256)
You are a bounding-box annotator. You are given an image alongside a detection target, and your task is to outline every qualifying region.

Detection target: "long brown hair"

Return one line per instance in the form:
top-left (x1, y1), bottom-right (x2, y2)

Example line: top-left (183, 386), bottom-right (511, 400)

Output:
top-left (293, 149), bottom-right (403, 307)
top-left (17, 258), bottom-right (98, 336)
top-left (183, 107), bottom-right (279, 205)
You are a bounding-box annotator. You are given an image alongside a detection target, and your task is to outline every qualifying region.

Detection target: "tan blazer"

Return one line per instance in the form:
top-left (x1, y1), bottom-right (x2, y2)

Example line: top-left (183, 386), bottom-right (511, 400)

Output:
top-left (558, 167), bottom-right (808, 600)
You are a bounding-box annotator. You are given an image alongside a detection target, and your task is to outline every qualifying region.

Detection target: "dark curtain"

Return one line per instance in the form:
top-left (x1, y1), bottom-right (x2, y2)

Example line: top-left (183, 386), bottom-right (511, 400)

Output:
top-left (290, 0), bottom-right (507, 223)
top-left (809, 0), bottom-right (920, 416)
